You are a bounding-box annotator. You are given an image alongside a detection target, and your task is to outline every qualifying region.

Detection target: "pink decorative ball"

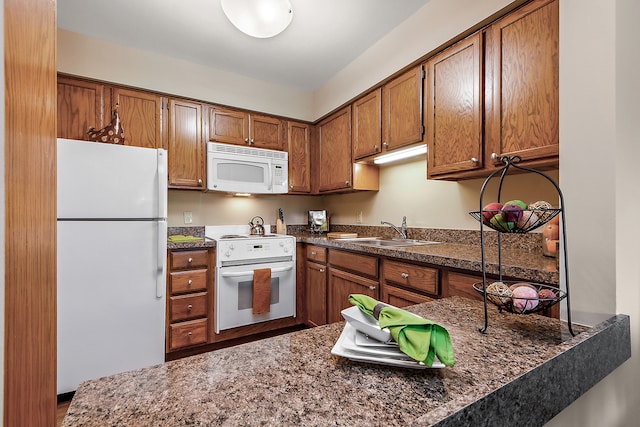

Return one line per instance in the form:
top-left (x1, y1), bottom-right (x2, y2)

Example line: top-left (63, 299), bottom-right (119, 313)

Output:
top-left (511, 285), bottom-right (539, 312)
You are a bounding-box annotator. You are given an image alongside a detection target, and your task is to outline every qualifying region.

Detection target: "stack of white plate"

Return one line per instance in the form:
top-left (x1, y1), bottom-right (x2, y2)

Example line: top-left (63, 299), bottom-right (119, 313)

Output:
top-left (331, 305), bottom-right (445, 369)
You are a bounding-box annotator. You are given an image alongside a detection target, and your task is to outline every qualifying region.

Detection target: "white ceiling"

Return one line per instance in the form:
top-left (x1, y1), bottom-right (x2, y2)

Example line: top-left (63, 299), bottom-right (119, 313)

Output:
top-left (57, 0), bottom-right (431, 92)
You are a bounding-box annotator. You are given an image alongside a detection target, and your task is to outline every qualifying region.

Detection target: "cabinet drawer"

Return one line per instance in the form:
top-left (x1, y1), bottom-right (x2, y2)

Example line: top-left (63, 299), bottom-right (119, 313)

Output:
top-left (382, 259), bottom-right (439, 296)
top-left (169, 292), bottom-right (207, 322)
top-left (329, 250), bottom-right (378, 279)
top-left (170, 269), bottom-right (208, 294)
top-left (442, 271), bottom-right (483, 301)
top-left (306, 245), bottom-right (327, 264)
top-left (170, 249), bottom-right (208, 270)
top-left (169, 318), bottom-right (208, 350)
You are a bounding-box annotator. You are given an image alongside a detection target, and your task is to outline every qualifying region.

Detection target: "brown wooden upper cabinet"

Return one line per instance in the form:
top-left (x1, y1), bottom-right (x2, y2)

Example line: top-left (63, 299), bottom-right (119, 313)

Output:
top-left (168, 99), bottom-right (205, 190)
top-left (352, 66), bottom-right (424, 161)
top-left (427, 0), bottom-right (559, 180)
top-left (112, 87), bottom-right (167, 149)
top-left (208, 106), bottom-right (285, 151)
top-left (316, 106), bottom-right (353, 192)
top-left (485, 0), bottom-right (559, 168)
top-left (287, 121), bottom-right (312, 193)
top-left (57, 76), bottom-right (111, 140)
top-left (425, 32), bottom-right (483, 177)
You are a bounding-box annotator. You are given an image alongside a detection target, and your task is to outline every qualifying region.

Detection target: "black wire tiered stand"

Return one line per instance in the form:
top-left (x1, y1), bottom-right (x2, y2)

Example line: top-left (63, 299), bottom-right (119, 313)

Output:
top-left (469, 155), bottom-right (575, 336)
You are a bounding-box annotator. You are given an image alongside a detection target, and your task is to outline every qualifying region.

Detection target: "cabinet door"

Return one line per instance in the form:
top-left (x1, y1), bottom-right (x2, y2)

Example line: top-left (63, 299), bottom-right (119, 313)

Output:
top-left (441, 271), bottom-right (484, 302)
top-left (208, 106), bottom-right (250, 146)
top-left (317, 106), bottom-right (352, 193)
top-left (112, 88), bottom-right (167, 149)
top-left (485, 0), bottom-right (559, 166)
top-left (352, 88), bottom-right (382, 159)
top-left (250, 114), bottom-right (285, 150)
top-left (168, 99), bottom-right (204, 189)
top-left (381, 285), bottom-right (433, 308)
top-left (57, 76), bottom-right (111, 140)
top-left (327, 268), bottom-right (378, 324)
top-left (306, 261), bottom-right (327, 327)
top-left (426, 32), bottom-right (483, 177)
top-left (382, 66), bottom-right (424, 151)
top-left (288, 121), bottom-right (311, 193)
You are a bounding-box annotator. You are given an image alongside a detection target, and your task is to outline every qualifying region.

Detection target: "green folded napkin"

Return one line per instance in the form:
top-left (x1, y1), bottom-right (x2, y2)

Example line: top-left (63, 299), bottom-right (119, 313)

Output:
top-left (168, 235), bottom-right (204, 243)
top-left (348, 294), bottom-right (455, 367)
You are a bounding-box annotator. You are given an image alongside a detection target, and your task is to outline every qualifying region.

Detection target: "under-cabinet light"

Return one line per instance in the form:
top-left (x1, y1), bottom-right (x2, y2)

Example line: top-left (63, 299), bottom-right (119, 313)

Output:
top-left (373, 144), bottom-right (427, 165)
top-left (233, 193), bottom-right (252, 197)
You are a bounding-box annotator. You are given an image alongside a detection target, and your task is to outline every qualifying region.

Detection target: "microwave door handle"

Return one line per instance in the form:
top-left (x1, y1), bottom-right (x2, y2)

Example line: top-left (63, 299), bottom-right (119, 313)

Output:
top-left (220, 265), bottom-right (293, 278)
top-left (267, 158), bottom-right (273, 191)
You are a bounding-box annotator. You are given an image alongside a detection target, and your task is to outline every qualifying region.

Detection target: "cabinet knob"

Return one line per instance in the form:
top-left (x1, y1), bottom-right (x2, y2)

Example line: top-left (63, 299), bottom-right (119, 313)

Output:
top-left (197, 178), bottom-right (202, 185)
top-left (491, 152), bottom-right (500, 161)
top-left (250, 138), bottom-right (255, 144)
top-left (244, 138), bottom-right (250, 143)
top-left (319, 268), bottom-right (325, 273)
top-left (311, 251), bottom-right (316, 255)
top-left (470, 157), bottom-right (478, 164)
top-left (290, 184), bottom-right (294, 189)
top-left (383, 142), bottom-right (389, 148)
top-left (188, 257), bottom-right (193, 263)
top-left (188, 279), bottom-right (193, 285)
top-left (401, 272), bottom-right (409, 279)
top-left (368, 285), bottom-right (376, 290)
top-left (187, 331), bottom-right (192, 336)
top-left (187, 304), bottom-right (193, 311)
top-left (344, 180), bottom-right (350, 186)
top-left (374, 145), bottom-right (379, 151)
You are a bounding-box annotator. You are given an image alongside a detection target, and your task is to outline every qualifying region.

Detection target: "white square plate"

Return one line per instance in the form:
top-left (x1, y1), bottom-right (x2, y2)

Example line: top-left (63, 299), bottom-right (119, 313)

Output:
top-left (341, 304), bottom-right (393, 343)
top-left (331, 323), bottom-right (445, 369)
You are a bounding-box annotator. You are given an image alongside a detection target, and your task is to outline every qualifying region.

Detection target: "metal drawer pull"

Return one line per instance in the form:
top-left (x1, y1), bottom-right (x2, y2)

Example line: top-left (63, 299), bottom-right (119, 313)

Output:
top-left (311, 251), bottom-right (316, 255)
top-left (188, 279), bottom-right (193, 285)
top-left (368, 286), bottom-right (376, 290)
top-left (188, 257), bottom-right (193, 263)
top-left (221, 265), bottom-right (293, 278)
top-left (401, 273), bottom-right (409, 279)
top-left (187, 304), bottom-right (193, 311)
top-left (319, 268), bottom-right (325, 273)
top-left (187, 331), bottom-right (192, 336)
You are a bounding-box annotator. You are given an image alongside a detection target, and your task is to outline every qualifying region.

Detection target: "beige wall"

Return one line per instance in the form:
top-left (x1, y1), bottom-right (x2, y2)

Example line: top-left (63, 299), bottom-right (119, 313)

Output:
top-left (57, 0), bottom-right (640, 424)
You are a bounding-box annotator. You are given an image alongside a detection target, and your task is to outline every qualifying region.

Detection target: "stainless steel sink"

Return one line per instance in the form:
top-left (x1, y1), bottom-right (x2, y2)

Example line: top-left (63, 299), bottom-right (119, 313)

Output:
top-left (343, 238), bottom-right (440, 247)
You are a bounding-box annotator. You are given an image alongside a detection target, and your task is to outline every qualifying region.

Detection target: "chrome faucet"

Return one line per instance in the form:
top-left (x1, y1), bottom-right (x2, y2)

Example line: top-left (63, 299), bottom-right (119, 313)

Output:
top-left (381, 216), bottom-right (407, 240)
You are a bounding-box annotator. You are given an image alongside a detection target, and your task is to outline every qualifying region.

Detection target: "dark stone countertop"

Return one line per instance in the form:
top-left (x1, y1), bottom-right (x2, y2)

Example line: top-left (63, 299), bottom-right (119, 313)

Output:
top-left (295, 233), bottom-right (559, 285)
top-left (62, 297), bottom-right (630, 426)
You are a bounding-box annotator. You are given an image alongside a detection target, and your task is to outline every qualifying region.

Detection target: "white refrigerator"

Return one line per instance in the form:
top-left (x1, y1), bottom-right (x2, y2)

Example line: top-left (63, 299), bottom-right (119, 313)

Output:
top-left (57, 138), bottom-right (168, 395)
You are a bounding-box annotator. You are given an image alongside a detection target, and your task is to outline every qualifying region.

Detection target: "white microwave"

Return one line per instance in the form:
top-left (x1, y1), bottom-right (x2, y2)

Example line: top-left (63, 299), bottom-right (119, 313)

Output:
top-left (207, 142), bottom-right (288, 194)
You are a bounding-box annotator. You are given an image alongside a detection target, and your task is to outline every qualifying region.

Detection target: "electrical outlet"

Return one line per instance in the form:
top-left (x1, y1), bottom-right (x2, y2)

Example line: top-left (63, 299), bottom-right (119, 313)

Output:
top-left (183, 211), bottom-right (193, 224)
top-left (356, 211), bottom-right (363, 224)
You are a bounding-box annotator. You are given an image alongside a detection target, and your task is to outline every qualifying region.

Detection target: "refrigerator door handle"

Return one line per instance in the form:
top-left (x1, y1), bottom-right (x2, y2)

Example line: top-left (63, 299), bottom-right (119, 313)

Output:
top-left (157, 220), bottom-right (168, 298)
top-left (157, 149), bottom-right (168, 219)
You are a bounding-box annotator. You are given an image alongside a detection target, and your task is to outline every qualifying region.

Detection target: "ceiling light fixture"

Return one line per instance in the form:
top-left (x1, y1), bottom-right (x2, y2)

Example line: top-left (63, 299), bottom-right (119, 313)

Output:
top-left (373, 144), bottom-right (428, 165)
top-left (221, 0), bottom-right (293, 39)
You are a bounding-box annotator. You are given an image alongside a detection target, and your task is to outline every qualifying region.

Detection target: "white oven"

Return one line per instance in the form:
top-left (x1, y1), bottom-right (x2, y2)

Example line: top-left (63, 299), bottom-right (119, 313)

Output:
top-left (212, 231), bottom-right (296, 333)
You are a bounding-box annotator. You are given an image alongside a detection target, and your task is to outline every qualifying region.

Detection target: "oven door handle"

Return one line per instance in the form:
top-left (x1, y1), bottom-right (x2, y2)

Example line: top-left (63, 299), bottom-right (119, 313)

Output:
top-left (220, 265), bottom-right (293, 278)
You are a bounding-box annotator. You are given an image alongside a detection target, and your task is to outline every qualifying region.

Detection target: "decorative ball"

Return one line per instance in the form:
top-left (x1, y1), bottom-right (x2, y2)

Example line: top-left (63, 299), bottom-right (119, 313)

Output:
top-left (528, 200), bottom-right (554, 221)
top-left (538, 288), bottom-right (556, 300)
top-left (502, 203), bottom-right (524, 223)
top-left (511, 285), bottom-right (539, 312)
top-left (504, 199), bottom-right (527, 210)
top-left (516, 210), bottom-right (539, 230)
top-left (486, 281), bottom-right (512, 306)
top-left (490, 213), bottom-right (515, 231)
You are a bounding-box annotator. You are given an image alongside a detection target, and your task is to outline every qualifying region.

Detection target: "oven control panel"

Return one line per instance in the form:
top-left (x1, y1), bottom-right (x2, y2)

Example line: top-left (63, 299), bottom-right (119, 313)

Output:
top-left (217, 236), bottom-right (295, 263)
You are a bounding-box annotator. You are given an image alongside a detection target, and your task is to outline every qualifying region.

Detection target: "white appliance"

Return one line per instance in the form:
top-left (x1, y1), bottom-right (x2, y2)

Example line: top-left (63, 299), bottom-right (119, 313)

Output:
top-left (57, 138), bottom-right (167, 395)
top-left (206, 142), bottom-right (288, 194)
top-left (206, 226), bottom-right (296, 333)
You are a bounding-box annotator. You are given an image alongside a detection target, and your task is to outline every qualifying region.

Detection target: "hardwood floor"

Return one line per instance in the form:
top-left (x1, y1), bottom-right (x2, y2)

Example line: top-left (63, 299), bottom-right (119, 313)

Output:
top-left (57, 400), bottom-right (71, 426)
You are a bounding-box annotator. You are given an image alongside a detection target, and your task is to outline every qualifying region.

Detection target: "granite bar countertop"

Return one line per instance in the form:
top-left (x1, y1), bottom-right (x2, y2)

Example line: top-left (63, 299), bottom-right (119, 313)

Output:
top-left (62, 297), bottom-right (630, 426)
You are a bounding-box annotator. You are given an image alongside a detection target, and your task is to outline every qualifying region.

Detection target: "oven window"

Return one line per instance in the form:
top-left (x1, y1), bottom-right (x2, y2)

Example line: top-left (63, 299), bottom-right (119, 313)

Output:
top-left (237, 278), bottom-right (280, 310)
top-left (217, 162), bottom-right (264, 183)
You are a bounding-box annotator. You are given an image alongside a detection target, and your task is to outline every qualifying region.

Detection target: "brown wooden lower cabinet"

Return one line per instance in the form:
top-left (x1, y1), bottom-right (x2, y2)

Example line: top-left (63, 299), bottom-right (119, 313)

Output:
top-left (168, 318), bottom-right (208, 350)
top-left (441, 270), bottom-right (484, 301)
top-left (380, 284), bottom-right (434, 308)
top-left (327, 268), bottom-right (378, 324)
top-left (306, 261), bottom-right (327, 327)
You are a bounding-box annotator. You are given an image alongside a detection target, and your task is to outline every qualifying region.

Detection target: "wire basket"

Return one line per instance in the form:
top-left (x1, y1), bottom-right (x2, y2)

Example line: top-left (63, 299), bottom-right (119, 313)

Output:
top-left (472, 281), bottom-right (567, 315)
top-left (469, 208), bottom-right (561, 233)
